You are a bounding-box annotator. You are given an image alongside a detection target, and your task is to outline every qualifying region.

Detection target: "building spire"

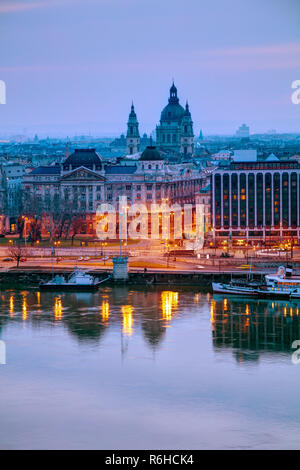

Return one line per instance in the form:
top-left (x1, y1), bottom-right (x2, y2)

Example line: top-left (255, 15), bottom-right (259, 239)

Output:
top-left (169, 81), bottom-right (179, 104)
top-left (126, 102), bottom-right (140, 155)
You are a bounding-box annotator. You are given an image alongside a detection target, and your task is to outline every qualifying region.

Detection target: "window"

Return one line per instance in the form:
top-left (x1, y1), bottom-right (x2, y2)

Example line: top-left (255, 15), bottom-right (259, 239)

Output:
top-left (265, 173), bottom-right (272, 227)
top-left (273, 173), bottom-right (280, 227)
top-left (146, 184), bottom-right (152, 190)
top-left (147, 194), bottom-right (152, 200)
top-left (136, 185), bottom-right (141, 191)
top-left (223, 174), bottom-right (229, 229)
top-left (240, 173), bottom-right (246, 228)
top-left (214, 174), bottom-right (221, 229)
top-left (248, 173), bottom-right (255, 228)
top-left (231, 174), bottom-right (238, 228)
top-left (126, 185), bottom-right (132, 191)
top-left (291, 172), bottom-right (298, 228)
top-left (256, 173), bottom-right (263, 227)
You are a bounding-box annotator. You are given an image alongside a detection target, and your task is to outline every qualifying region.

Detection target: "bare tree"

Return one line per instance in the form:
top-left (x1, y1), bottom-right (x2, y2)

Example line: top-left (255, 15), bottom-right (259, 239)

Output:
top-left (69, 216), bottom-right (85, 246)
top-left (8, 243), bottom-right (27, 268)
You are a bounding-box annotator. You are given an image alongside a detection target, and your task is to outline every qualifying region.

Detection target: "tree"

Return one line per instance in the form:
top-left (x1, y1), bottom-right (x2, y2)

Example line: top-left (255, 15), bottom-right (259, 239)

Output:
top-left (8, 243), bottom-right (27, 268)
top-left (69, 216), bottom-right (85, 246)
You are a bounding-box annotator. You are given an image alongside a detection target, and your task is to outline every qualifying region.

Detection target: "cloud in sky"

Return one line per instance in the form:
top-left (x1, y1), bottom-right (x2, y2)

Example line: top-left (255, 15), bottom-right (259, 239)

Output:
top-left (0, 0), bottom-right (300, 135)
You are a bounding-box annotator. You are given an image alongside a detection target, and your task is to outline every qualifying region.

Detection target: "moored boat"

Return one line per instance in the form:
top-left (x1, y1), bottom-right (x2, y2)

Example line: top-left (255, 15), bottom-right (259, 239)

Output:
top-left (40, 268), bottom-right (110, 291)
top-left (212, 282), bottom-right (258, 296)
top-left (212, 265), bottom-right (300, 299)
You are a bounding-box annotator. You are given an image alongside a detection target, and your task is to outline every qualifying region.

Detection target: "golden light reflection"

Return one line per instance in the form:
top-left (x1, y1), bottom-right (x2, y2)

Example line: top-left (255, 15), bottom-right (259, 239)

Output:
top-left (101, 300), bottom-right (110, 322)
top-left (161, 291), bottom-right (178, 321)
top-left (210, 300), bottom-right (216, 324)
top-left (9, 294), bottom-right (14, 318)
top-left (36, 291), bottom-right (41, 307)
top-left (54, 296), bottom-right (63, 320)
top-left (122, 305), bottom-right (133, 336)
top-left (22, 294), bottom-right (28, 321)
top-left (245, 304), bottom-right (249, 316)
top-left (223, 298), bottom-right (228, 311)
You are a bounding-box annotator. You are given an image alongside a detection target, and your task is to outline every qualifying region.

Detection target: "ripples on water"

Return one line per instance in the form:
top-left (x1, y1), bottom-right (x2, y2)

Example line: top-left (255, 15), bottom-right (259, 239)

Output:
top-left (1, 287), bottom-right (300, 449)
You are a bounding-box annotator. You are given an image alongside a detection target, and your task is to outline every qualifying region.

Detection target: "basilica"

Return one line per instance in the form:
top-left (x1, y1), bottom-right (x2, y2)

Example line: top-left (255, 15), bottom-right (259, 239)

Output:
top-left (126, 83), bottom-right (194, 158)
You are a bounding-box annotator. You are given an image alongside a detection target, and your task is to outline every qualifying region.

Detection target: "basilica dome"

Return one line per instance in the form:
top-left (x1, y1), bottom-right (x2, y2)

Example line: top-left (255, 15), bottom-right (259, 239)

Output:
top-left (160, 83), bottom-right (185, 123)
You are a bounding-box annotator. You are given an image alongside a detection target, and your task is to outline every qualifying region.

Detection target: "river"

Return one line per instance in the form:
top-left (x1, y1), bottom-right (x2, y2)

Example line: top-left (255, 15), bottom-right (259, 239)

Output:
top-left (0, 287), bottom-right (300, 449)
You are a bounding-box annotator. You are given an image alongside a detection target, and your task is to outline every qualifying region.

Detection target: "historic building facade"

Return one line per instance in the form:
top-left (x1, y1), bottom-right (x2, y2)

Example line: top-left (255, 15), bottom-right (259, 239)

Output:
top-left (211, 160), bottom-right (300, 243)
top-left (22, 148), bottom-right (206, 235)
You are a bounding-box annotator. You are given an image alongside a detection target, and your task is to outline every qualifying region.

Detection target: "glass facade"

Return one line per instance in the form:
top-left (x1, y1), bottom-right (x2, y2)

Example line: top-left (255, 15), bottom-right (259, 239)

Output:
top-left (214, 174), bottom-right (221, 229)
top-left (231, 174), bottom-right (238, 228)
top-left (248, 173), bottom-right (255, 228)
top-left (265, 173), bottom-right (272, 227)
top-left (213, 167), bottom-right (300, 236)
top-left (282, 172), bottom-right (289, 228)
top-left (223, 174), bottom-right (229, 229)
top-left (273, 173), bottom-right (280, 228)
top-left (291, 172), bottom-right (297, 228)
top-left (239, 173), bottom-right (246, 228)
top-left (257, 173), bottom-right (263, 227)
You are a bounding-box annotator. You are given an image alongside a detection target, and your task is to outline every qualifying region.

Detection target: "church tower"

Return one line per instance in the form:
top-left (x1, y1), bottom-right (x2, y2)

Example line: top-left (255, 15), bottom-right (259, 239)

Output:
top-left (180, 102), bottom-right (194, 157)
top-left (126, 103), bottom-right (140, 155)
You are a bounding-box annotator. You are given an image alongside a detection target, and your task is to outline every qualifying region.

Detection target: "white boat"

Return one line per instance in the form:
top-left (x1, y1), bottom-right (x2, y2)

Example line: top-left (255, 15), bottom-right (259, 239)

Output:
top-left (212, 266), bottom-right (300, 299)
top-left (265, 266), bottom-right (300, 299)
top-left (212, 282), bottom-right (258, 296)
top-left (40, 268), bottom-right (110, 291)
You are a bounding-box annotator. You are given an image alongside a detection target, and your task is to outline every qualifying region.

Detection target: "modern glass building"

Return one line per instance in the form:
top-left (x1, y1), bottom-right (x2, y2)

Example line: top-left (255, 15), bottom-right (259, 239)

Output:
top-left (211, 160), bottom-right (300, 243)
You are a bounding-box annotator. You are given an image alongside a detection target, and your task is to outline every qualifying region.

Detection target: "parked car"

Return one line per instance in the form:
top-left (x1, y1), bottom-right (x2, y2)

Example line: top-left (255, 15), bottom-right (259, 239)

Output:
top-left (20, 258), bottom-right (27, 262)
top-left (83, 256), bottom-right (90, 261)
top-left (78, 257), bottom-right (84, 261)
top-left (2, 257), bottom-right (13, 262)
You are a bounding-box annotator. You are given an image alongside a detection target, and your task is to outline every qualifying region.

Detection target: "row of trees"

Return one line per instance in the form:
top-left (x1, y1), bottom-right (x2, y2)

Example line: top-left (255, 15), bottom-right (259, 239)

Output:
top-left (16, 192), bottom-right (89, 245)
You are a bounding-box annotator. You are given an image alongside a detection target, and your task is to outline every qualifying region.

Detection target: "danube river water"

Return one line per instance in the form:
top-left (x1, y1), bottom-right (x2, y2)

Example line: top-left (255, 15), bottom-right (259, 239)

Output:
top-left (0, 286), bottom-right (300, 449)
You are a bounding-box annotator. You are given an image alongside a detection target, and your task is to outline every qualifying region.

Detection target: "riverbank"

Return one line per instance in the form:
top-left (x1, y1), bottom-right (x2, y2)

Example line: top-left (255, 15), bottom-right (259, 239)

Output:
top-left (0, 268), bottom-right (267, 288)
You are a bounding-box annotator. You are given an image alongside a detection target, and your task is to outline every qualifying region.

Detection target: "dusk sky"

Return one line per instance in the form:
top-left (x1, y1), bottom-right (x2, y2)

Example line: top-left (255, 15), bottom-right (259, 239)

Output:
top-left (0, 0), bottom-right (300, 137)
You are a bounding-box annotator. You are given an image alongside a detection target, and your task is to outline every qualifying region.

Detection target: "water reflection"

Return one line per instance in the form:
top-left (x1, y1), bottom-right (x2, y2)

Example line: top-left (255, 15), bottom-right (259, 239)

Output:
top-left (9, 294), bottom-right (14, 318)
top-left (122, 305), bottom-right (133, 336)
top-left (22, 292), bottom-right (28, 321)
top-left (212, 295), bottom-right (300, 362)
top-left (54, 296), bottom-right (63, 320)
top-left (161, 291), bottom-right (178, 321)
top-left (101, 299), bottom-right (109, 323)
top-left (1, 289), bottom-right (300, 360)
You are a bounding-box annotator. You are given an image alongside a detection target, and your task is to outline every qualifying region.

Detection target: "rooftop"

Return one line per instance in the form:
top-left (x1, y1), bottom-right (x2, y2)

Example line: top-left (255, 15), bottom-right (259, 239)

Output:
top-left (29, 166), bottom-right (61, 175)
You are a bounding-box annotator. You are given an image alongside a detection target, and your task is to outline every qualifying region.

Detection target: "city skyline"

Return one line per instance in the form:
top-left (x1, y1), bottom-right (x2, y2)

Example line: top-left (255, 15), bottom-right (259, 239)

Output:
top-left (0, 0), bottom-right (300, 136)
